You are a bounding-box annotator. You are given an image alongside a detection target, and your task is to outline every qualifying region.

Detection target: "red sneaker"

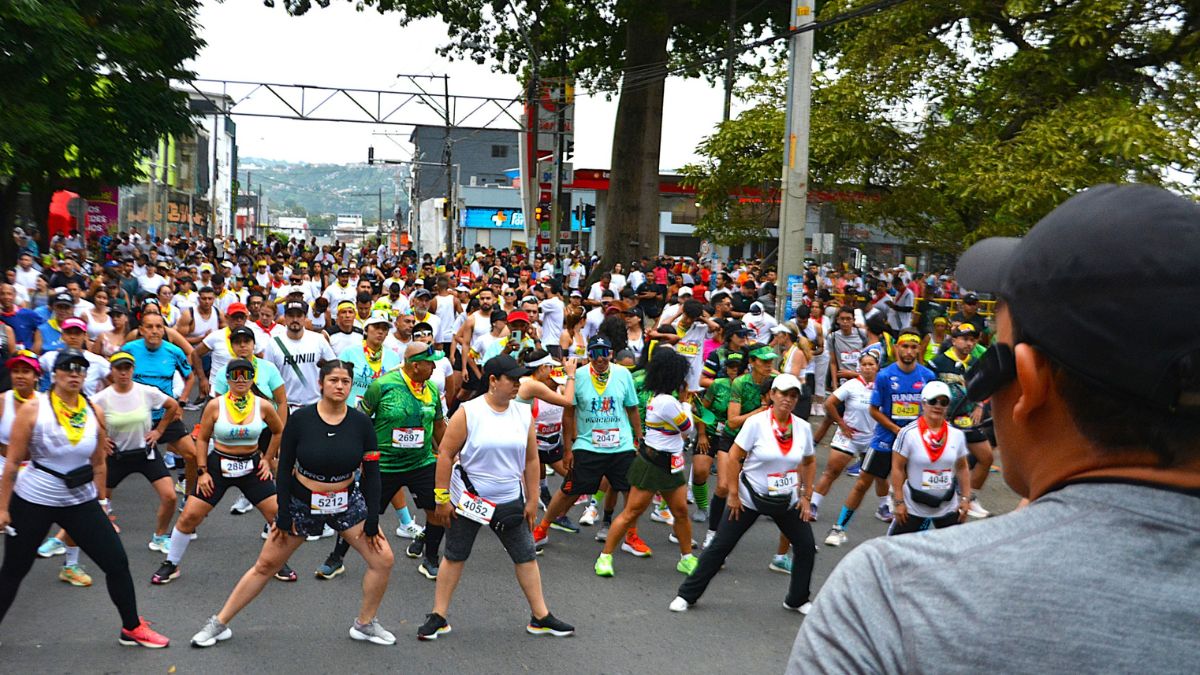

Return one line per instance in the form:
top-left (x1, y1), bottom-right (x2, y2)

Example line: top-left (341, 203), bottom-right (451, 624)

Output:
top-left (621, 528), bottom-right (653, 558)
top-left (119, 618), bottom-right (170, 649)
top-left (532, 523), bottom-right (549, 547)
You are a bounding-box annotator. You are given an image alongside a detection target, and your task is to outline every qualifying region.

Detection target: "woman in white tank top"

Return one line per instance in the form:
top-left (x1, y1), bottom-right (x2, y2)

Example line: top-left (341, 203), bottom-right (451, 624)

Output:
top-left (422, 353), bottom-right (574, 639)
top-left (85, 288), bottom-right (114, 340)
top-left (0, 351), bottom-right (42, 471)
top-left (91, 309), bottom-right (129, 358)
top-left (516, 349), bottom-right (577, 500)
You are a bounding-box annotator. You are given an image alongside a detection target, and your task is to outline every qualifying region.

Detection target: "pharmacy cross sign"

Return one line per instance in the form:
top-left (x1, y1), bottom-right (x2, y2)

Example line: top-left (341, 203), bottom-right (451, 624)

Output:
top-left (492, 211), bottom-right (508, 226)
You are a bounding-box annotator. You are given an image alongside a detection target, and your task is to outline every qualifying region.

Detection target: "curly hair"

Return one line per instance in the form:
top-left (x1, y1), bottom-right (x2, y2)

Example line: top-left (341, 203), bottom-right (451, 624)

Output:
top-left (643, 347), bottom-right (690, 397)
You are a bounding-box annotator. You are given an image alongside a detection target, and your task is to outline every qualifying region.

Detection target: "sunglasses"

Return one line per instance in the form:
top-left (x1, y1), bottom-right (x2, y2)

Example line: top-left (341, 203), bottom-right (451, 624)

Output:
top-left (58, 362), bottom-right (88, 374)
top-left (966, 343), bottom-right (1016, 403)
top-left (926, 396), bottom-right (951, 407)
top-left (413, 330), bottom-right (433, 338)
top-left (228, 370), bottom-right (254, 382)
top-left (588, 348), bottom-right (612, 358)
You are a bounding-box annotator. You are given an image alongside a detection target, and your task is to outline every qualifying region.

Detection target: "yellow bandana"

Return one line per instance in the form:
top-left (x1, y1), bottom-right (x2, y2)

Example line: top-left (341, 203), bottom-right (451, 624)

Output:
top-left (51, 392), bottom-right (87, 445)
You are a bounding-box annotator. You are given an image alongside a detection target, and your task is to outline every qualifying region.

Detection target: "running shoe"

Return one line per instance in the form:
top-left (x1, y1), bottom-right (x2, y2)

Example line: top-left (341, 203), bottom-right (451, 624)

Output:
top-left (306, 524), bottom-right (336, 542)
top-left (668, 596), bottom-right (692, 612)
top-left (690, 508), bottom-right (708, 522)
top-left (316, 555), bottom-right (345, 580)
top-left (148, 534), bottom-right (170, 554)
top-left (783, 600), bottom-right (813, 615)
top-left (769, 554), bottom-right (793, 574)
top-left (190, 615), bottom-right (231, 648)
top-left (810, 402), bottom-right (825, 417)
top-left (261, 523), bottom-right (270, 540)
top-left (59, 564), bottom-right (92, 587)
top-left (649, 506), bottom-right (675, 526)
top-left (574, 494), bottom-right (590, 506)
top-left (150, 561), bottom-right (180, 585)
top-left (676, 553), bottom-right (699, 575)
top-left (183, 400), bottom-right (203, 411)
top-left (174, 479), bottom-right (187, 495)
top-left (417, 613), bottom-right (451, 641)
top-left (406, 532), bottom-right (426, 559)
top-left (874, 503), bottom-right (893, 522)
top-left (418, 558), bottom-right (439, 580)
top-left (845, 461), bottom-right (862, 477)
top-left (229, 495), bottom-right (254, 515)
top-left (532, 523), bottom-right (549, 550)
top-left (394, 521), bottom-right (424, 539)
top-left (667, 532), bottom-right (697, 547)
top-left (274, 563), bottom-right (298, 582)
top-left (37, 536), bottom-right (66, 558)
top-left (119, 618), bottom-right (169, 649)
top-left (578, 503), bottom-right (598, 526)
top-left (349, 618), bottom-right (396, 645)
top-left (594, 552), bottom-right (615, 577)
top-left (526, 613), bottom-right (575, 637)
top-left (824, 527), bottom-right (847, 547)
top-left (702, 530), bottom-right (717, 549)
top-left (621, 530), bottom-right (652, 558)
top-left (549, 515), bottom-right (579, 534)
top-left (967, 497), bottom-right (991, 519)
top-left (593, 524), bottom-right (610, 542)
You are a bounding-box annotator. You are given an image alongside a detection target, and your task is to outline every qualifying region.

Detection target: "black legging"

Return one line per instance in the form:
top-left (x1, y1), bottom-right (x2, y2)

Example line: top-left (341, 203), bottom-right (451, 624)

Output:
top-left (678, 501), bottom-right (815, 608)
top-left (0, 494), bottom-right (140, 630)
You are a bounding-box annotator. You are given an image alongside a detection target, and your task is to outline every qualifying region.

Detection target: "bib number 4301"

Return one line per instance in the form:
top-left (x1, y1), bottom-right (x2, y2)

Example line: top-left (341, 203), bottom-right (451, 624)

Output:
top-left (766, 470), bottom-right (798, 495)
top-left (456, 490), bottom-right (496, 525)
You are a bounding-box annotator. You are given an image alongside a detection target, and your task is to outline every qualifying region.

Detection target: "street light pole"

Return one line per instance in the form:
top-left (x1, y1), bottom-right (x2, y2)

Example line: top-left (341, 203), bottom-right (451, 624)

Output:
top-left (774, 0), bottom-right (814, 321)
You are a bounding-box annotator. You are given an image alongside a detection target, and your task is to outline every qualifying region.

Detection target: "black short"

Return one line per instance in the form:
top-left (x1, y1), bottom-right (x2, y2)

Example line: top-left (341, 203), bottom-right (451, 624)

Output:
top-left (106, 451), bottom-right (170, 489)
top-left (451, 349), bottom-right (464, 372)
top-left (695, 434), bottom-right (719, 458)
top-left (378, 463), bottom-right (437, 512)
top-left (285, 485), bottom-right (368, 538)
top-left (860, 447), bottom-right (892, 479)
top-left (193, 452), bottom-right (277, 507)
top-left (963, 426), bottom-right (987, 444)
top-left (160, 419), bottom-right (190, 444)
top-left (715, 434), bottom-right (735, 454)
top-left (538, 444), bottom-right (565, 466)
top-left (561, 450), bottom-right (634, 495)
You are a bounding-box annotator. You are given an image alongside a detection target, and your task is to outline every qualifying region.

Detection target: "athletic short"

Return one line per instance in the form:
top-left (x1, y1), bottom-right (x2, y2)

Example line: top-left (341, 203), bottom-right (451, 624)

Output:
top-left (538, 443), bottom-right (565, 466)
top-left (160, 419), bottom-right (190, 444)
top-left (378, 464), bottom-right (437, 512)
top-left (963, 426), bottom-right (987, 444)
top-left (860, 448), bottom-right (892, 479)
top-left (888, 511), bottom-right (959, 536)
top-left (715, 434), bottom-right (736, 454)
top-left (626, 453), bottom-right (686, 493)
top-left (193, 452), bottom-right (276, 507)
top-left (443, 500), bottom-right (536, 564)
top-left (284, 483), bottom-right (368, 538)
top-left (695, 434), bottom-right (719, 458)
top-left (451, 349), bottom-right (464, 372)
top-left (830, 430), bottom-right (870, 457)
top-left (106, 451), bottom-right (170, 489)
top-left (561, 450), bottom-right (634, 495)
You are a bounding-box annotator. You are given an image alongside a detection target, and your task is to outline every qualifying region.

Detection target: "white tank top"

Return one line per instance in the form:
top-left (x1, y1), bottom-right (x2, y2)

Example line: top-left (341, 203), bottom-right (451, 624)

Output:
top-left (190, 307), bottom-right (220, 338)
top-left (433, 294), bottom-right (457, 342)
top-left (450, 396), bottom-right (531, 504)
top-left (528, 391), bottom-right (564, 454)
top-left (15, 394), bottom-right (100, 507)
top-left (86, 311), bottom-right (113, 340)
top-left (471, 311), bottom-right (492, 342)
top-left (0, 390), bottom-right (18, 446)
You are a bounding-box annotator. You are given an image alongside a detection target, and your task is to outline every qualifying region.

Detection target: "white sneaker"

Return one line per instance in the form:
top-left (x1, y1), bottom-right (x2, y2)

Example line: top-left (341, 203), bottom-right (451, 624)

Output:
top-left (686, 487), bottom-right (695, 504)
top-left (321, 524), bottom-right (335, 539)
top-left (702, 530), bottom-right (716, 549)
top-left (824, 527), bottom-right (847, 547)
top-left (784, 601), bottom-right (813, 615)
top-left (668, 596), bottom-right (691, 612)
top-left (229, 495), bottom-right (254, 515)
top-left (810, 403), bottom-right (825, 417)
top-left (668, 532), bottom-right (697, 547)
top-left (394, 522), bottom-right (424, 539)
top-left (578, 503), bottom-right (598, 526)
top-left (650, 507), bottom-right (675, 526)
top-left (967, 497), bottom-right (990, 519)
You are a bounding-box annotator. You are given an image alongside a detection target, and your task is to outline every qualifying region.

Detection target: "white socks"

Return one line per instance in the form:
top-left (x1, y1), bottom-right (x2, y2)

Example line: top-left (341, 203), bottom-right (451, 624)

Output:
top-left (167, 527), bottom-right (192, 564)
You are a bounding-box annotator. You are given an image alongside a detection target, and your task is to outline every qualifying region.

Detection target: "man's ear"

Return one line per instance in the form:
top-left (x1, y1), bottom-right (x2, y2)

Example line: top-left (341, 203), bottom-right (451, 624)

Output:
top-left (1010, 343), bottom-right (1055, 425)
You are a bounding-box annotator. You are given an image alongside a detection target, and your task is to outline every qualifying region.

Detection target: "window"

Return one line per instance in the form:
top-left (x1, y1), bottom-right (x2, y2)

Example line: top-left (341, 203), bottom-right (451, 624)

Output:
top-left (491, 145), bottom-right (509, 158)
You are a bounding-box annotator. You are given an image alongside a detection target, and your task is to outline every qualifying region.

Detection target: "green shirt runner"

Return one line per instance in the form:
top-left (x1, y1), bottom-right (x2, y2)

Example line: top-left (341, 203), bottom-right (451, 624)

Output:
top-left (723, 372), bottom-right (768, 439)
top-left (359, 368), bottom-right (442, 473)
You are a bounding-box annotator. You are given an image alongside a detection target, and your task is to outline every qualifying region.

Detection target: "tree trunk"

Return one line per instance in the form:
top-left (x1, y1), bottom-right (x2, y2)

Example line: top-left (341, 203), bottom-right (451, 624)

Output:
top-left (0, 179), bottom-right (20, 268)
top-left (600, 4), bottom-right (670, 273)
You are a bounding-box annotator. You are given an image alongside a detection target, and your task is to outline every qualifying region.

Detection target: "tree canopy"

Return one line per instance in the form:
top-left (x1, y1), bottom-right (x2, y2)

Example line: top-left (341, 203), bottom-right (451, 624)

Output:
top-left (684, 0), bottom-right (1200, 251)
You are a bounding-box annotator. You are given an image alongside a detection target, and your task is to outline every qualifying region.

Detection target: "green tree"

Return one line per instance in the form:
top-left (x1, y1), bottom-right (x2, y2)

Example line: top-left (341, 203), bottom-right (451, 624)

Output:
top-left (278, 0), bottom-right (791, 268)
top-left (686, 1), bottom-right (1200, 252)
top-left (0, 0), bottom-right (204, 264)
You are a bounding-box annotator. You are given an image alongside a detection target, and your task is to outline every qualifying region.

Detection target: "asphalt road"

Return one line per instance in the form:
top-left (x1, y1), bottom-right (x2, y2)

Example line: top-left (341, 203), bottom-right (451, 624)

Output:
top-left (0, 409), bottom-right (1021, 674)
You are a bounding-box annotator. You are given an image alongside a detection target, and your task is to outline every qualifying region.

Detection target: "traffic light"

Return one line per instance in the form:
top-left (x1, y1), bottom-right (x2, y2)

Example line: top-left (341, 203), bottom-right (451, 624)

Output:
top-left (583, 204), bottom-right (596, 228)
top-left (535, 203), bottom-right (550, 222)
top-left (534, 206), bottom-right (544, 222)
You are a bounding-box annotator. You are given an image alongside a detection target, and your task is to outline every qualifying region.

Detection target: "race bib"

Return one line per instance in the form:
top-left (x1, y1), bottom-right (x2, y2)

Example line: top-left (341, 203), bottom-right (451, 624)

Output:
top-left (670, 452), bottom-right (685, 474)
top-left (591, 428), bottom-right (620, 449)
top-left (766, 471), bottom-right (799, 495)
top-left (310, 489), bottom-right (349, 514)
top-left (456, 490), bottom-right (496, 525)
top-left (891, 401), bottom-right (920, 418)
top-left (219, 456), bottom-right (253, 478)
top-left (831, 428), bottom-right (851, 450)
top-left (392, 427), bottom-right (425, 449)
top-left (921, 469), bottom-right (953, 491)
top-left (537, 422), bottom-right (562, 435)
top-left (839, 350), bottom-right (860, 368)
top-left (677, 342), bottom-right (700, 357)
top-left (953, 415), bottom-right (973, 429)
top-left (715, 421), bottom-right (726, 435)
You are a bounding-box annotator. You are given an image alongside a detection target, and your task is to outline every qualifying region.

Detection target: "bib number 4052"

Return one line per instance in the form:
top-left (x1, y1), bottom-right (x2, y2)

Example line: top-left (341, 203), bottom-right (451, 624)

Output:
top-left (456, 491), bottom-right (496, 525)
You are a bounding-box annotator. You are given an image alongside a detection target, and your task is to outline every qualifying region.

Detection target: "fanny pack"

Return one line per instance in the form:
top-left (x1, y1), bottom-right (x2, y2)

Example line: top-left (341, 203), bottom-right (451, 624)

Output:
top-left (114, 446), bottom-right (149, 461)
top-left (457, 465), bottom-right (526, 533)
top-left (33, 461), bottom-right (94, 489)
top-left (740, 473), bottom-right (792, 516)
top-left (906, 479), bottom-right (958, 508)
top-left (636, 441), bottom-right (673, 471)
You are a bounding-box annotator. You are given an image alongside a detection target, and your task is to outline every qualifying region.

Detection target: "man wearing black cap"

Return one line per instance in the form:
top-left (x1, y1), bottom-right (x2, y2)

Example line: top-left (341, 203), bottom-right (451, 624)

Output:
top-left (32, 291), bottom-right (76, 354)
top-left (323, 267), bottom-right (357, 308)
top-left (790, 184), bottom-right (1200, 673)
top-left (700, 319), bottom-right (752, 389)
top-left (949, 292), bottom-right (989, 339)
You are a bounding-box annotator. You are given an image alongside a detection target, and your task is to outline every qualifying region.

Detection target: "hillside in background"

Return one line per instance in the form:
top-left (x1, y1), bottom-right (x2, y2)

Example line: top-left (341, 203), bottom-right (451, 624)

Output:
top-left (241, 158), bottom-right (410, 223)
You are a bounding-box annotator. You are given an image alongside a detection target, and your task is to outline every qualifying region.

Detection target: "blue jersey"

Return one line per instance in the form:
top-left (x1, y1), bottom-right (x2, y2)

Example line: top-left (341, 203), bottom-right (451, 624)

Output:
top-left (1, 308), bottom-right (42, 349)
top-left (123, 339), bottom-right (192, 421)
top-left (36, 320), bottom-right (64, 354)
top-left (338, 344), bottom-right (403, 408)
top-left (869, 362), bottom-right (935, 453)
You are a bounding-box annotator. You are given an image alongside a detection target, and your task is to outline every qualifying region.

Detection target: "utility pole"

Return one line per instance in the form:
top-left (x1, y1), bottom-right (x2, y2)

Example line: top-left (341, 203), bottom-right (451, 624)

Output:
top-left (442, 74), bottom-right (455, 255)
top-left (548, 58), bottom-right (567, 256)
top-left (774, 0), bottom-right (814, 321)
top-left (723, 0), bottom-right (737, 122)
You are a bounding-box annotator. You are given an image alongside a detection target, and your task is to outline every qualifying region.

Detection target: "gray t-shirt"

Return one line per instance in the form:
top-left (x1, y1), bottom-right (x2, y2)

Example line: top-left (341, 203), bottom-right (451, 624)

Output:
top-left (788, 482), bottom-right (1200, 674)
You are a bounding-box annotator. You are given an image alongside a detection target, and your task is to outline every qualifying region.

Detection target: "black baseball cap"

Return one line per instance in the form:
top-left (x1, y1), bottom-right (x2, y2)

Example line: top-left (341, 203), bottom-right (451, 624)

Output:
top-left (957, 183), bottom-right (1200, 411)
top-left (283, 300), bottom-right (308, 315)
top-left (483, 354), bottom-right (530, 380)
top-left (962, 292), bottom-right (979, 304)
top-left (53, 348), bottom-right (89, 370)
top-left (588, 335), bottom-right (613, 352)
top-left (52, 291), bottom-right (73, 307)
top-left (723, 319), bottom-right (753, 337)
top-left (229, 326), bottom-right (256, 342)
top-left (226, 358), bottom-right (255, 375)
top-left (338, 267), bottom-right (350, 276)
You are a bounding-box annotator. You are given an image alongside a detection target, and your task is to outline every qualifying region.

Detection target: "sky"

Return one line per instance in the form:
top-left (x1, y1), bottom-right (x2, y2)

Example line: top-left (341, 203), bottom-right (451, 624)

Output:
top-left (188, 0), bottom-right (737, 171)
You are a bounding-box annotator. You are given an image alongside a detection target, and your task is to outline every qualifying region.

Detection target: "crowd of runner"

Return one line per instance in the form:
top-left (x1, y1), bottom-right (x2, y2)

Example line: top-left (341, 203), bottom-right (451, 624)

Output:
top-left (0, 229), bottom-right (999, 648)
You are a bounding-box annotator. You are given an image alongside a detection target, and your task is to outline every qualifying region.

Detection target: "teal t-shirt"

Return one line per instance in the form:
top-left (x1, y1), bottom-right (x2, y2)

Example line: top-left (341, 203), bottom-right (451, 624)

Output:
top-left (339, 344), bottom-right (404, 407)
top-left (213, 357), bottom-right (285, 405)
top-left (572, 363), bottom-right (639, 454)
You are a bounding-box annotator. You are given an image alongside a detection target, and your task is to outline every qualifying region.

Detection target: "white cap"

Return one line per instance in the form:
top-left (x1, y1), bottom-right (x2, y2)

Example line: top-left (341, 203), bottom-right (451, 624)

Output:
top-left (365, 310), bottom-right (392, 328)
top-left (771, 373), bottom-right (804, 392)
top-left (678, 286), bottom-right (694, 296)
top-left (770, 323), bottom-right (795, 336)
top-left (921, 380), bottom-right (952, 402)
top-left (455, 285), bottom-right (470, 292)
top-left (286, 285), bottom-right (305, 295)
top-left (525, 353), bottom-right (561, 369)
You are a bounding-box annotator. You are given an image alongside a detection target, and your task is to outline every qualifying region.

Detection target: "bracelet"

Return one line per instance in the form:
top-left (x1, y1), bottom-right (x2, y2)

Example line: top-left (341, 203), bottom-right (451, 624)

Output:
top-left (433, 488), bottom-right (451, 504)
